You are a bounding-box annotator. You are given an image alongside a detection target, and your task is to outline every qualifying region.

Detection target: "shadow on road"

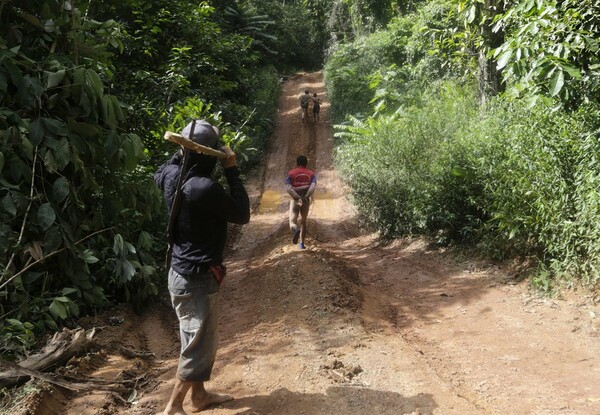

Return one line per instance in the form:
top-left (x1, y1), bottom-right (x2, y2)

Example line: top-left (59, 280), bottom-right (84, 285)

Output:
top-left (223, 387), bottom-right (436, 415)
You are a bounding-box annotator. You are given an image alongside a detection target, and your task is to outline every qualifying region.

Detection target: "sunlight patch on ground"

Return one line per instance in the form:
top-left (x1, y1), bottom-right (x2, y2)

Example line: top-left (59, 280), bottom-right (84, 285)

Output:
top-left (314, 190), bottom-right (334, 201)
top-left (258, 189), bottom-right (286, 214)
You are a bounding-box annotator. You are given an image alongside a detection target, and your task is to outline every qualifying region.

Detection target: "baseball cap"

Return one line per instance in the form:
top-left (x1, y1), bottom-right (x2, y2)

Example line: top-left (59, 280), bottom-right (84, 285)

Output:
top-left (180, 120), bottom-right (220, 148)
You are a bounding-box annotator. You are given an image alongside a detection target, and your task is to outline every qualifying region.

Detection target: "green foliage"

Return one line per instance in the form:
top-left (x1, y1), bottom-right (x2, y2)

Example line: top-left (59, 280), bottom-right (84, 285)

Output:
top-left (335, 81), bottom-right (481, 239)
top-left (406, 0), bottom-right (476, 83)
top-left (470, 99), bottom-right (600, 285)
top-left (151, 66), bottom-right (279, 171)
top-left (249, 0), bottom-right (327, 71)
top-left (0, 319), bottom-right (36, 360)
top-left (491, 0), bottom-right (600, 107)
top-left (88, 0), bottom-right (281, 170)
top-left (324, 20), bottom-right (411, 121)
top-left (0, 0), bottom-right (306, 359)
top-left (326, 0), bottom-right (600, 292)
top-left (456, 0), bottom-right (599, 106)
top-left (325, 0), bottom-right (471, 122)
top-left (224, 2), bottom-right (277, 55)
top-left (326, 0), bottom-right (425, 41)
top-left (335, 76), bottom-right (600, 286)
top-left (0, 1), bottom-right (162, 357)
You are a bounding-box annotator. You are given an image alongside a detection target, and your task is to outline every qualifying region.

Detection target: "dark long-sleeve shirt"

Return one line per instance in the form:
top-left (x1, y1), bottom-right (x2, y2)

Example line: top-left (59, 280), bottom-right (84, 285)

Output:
top-left (154, 154), bottom-right (250, 275)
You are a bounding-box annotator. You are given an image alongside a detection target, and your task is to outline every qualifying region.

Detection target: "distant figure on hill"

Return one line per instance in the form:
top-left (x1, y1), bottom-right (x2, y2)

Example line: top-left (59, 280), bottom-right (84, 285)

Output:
top-left (312, 93), bottom-right (322, 122)
top-left (299, 90), bottom-right (311, 122)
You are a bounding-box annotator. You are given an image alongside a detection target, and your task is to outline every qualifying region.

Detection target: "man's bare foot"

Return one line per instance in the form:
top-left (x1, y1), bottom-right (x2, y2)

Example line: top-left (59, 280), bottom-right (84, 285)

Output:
top-left (190, 392), bottom-right (233, 412)
top-left (157, 410), bottom-right (188, 415)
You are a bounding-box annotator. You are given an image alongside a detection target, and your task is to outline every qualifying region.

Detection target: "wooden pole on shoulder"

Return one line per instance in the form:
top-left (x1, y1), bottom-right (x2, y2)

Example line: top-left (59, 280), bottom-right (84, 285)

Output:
top-left (164, 131), bottom-right (226, 159)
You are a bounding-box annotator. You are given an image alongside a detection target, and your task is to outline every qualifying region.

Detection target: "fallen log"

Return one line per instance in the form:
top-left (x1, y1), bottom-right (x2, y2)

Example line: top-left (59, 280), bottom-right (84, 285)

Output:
top-left (0, 327), bottom-right (96, 389)
top-left (0, 359), bottom-right (127, 393)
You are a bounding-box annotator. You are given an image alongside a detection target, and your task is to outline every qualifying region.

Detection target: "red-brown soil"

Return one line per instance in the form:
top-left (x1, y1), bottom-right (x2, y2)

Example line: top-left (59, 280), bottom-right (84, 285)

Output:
top-left (5, 72), bottom-right (600, 415)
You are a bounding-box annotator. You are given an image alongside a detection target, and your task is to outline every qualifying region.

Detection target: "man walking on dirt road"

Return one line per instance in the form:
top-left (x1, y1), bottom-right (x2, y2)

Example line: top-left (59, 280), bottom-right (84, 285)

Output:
top-left (285, 155), bottom-right (317, 249)
top-left (312, 93), bottom-right (322, 122)
top-left (299, 90), bottom-right (311, 122)
top-left (154, 120), bottom-right (250, 414)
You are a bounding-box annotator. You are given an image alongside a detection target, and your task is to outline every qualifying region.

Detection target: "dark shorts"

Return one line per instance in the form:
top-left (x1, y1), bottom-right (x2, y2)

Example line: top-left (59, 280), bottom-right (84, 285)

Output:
top-left (168, 268), bottom-right (220, 381)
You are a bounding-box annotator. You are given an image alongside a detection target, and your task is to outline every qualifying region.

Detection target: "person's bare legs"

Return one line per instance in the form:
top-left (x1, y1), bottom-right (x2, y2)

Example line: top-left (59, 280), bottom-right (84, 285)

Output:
top-left (298, 201), bottom-right (310, 246)
top-left (161, 378), bottom-right (192, 415)
top-left (289, 200), bottom-right (300, 231)
top-left (190, 381), bottom-right (233, 412)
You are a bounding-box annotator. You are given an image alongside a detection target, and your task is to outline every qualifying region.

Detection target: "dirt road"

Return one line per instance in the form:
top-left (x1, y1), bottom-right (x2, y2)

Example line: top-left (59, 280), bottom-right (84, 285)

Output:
top-left (12, 72), bottom-right (600, 415)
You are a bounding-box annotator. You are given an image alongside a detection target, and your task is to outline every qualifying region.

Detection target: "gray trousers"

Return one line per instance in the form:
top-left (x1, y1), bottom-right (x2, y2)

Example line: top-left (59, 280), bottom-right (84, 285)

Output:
top-left (168, 268), bottom-right (220, 381)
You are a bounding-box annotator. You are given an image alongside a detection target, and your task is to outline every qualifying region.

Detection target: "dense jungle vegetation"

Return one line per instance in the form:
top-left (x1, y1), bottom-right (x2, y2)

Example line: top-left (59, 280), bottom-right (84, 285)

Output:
top-left (1, 0), bottom-right (599, 357)
top-left (325, 0), bottom-right (600, 291)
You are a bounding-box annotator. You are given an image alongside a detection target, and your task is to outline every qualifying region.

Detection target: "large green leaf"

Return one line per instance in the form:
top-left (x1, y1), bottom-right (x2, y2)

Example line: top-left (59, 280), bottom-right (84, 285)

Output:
top-left (119, 260), bottom-right (136, 283)
top-left (85, 69), bottom-right (104, 99)
top-left (21, 135), bottom-right (34, 160)
top-left (48, 299), bottom-right (68, 320)
top-left (37, 203), bottom-right (56, 231)
top-left (69, 269), bottom-right (93, 290)
top-left (20, 13), bottom-right (42, 28)
top-left (103, 130), bottom-right (119, 157)
top-left (0, 151), bottom-right (4, 171)
top-left (80, 248), bottom-right (99, 264)
top-left (0, 72), bottom-right (7, 99)
top-left (52, 177), bottom-right (70, 203)
top-left (101, 95), bottom-right (116, 128)
top-left (121, 134), bottom-right (145, 170)
top-left (7, 153), bottom-right (31, 181)
top-left (2, 59), bottom-right (23, 85)
top-left (16, 75), bottom-right (44, 107)
top-left (45, 69), bottom-right (66, 89)
top-left (67, 119), bottom-right (99, 137)
top-left (29, 118), bottom-right (45, 145)
top-left (0, 192), bottom-right (17, 217)
top-left (62, 287), bottom-right (79, 296)
top-left (113, 234), bottom-right (124, 255)
top-left (548, 69), bottom-right (564, 96)
top-left (44, 149), bottom-right (58, 171)
top-left (44, 225), bottom-right (63, 253)
top-left (42, 118), bottom-right (67, 136)
top-left (54, 138), bottom-right (71, 170)
top-left (561, 64), bottom-right (581, 80)
top-left (138, 231), bottom-right (153, 251)
top-left (496, 49), bottom-right (513, 70)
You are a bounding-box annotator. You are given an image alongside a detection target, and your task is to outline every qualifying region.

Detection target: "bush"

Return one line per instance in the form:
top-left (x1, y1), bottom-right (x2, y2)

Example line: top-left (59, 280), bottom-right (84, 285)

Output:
top-left (336, 84), bottom-right (600, 287)
top-left (324, 17), bottom-right (414, 122)
top-left (470, 99), bottom-right (600, 285)
top-left (326, 0), bottom-right (600, 290)
top-left (335, 81), bottom-right (480, 238)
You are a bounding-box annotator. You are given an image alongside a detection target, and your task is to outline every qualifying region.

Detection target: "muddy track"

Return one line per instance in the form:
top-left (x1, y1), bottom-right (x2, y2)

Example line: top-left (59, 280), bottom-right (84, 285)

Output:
top-left (7, 72), bottom-right (600, 415)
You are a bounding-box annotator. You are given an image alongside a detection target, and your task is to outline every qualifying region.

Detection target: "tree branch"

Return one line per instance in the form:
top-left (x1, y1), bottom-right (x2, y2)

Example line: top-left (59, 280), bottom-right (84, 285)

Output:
top-left (0, 227), bottom-right (114, 290)
top-left (4, 148), bottom-right (38, 276)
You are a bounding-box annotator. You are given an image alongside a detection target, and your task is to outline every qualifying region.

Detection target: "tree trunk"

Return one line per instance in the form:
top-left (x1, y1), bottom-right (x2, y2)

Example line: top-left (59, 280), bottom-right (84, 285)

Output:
top-left (478, 0), bottom-right (505, 105)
